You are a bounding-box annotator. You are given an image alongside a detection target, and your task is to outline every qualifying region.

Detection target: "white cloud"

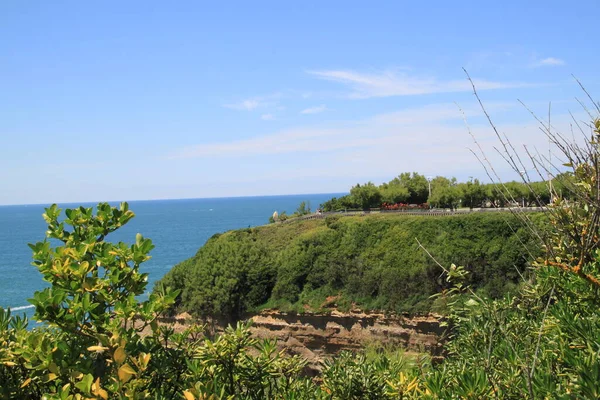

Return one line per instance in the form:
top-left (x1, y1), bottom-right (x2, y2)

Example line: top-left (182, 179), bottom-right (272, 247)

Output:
top-left (224, 99), bottom-right (261, 111)
top-left (371, 102), bottom-right (514, 125)
top-left (170, 126), bottom-right (353, 159)
top-left (261, 113), bottom-right (275, 120)
top-left (223, 93), bottom-right (281, 111)
top-left (307, 69), bottom-right (528, 99)
top-left (169, 102), bottom-right (517, 160)
top-left (301, 105), bottom-right (327, 114)
top-left (533, 57), bottom-right (566, 67)
top-left (167, 100), bottom-right (584, 188)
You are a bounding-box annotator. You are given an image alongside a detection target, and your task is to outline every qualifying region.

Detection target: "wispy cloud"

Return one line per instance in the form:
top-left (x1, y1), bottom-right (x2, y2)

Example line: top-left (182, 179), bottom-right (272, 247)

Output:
top-left (169, 102), bottom-right (513, 160)
top-left (466, 50), bottom-right (566, 71)
top-left (307, 69), bottom-right (528, 99)
top-left (166, 99), bottom-right (584, 189)
top-left (301, 105), bottom-right (327, 114)
top-left (224, 99), bottom-right (261, 111)
top-left (223, 93), bottom-right (281, 111)
top-left (532, 57), bottom-right (566, 67)
top-left (261, 113), bottom-right (275, 120)
top-left (170, 126), bottom-right (353, 159)
top-left (370, 102), bottom-right (513, 125)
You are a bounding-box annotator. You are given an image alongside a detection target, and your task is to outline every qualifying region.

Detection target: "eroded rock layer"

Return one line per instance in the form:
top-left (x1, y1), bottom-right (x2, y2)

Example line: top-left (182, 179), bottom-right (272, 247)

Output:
top-left (248, 310), bottom-right (446, 372)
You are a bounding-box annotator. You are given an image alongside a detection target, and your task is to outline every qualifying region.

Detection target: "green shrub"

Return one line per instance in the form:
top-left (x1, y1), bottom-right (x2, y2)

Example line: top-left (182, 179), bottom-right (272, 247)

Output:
top-left (0, 203), bottom-right (316, 399)
top-left (159, 212), bottom-right (542, 320)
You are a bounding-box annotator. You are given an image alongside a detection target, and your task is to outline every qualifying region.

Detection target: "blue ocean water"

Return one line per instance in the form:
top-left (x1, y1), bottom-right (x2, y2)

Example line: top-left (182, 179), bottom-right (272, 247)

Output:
top-left (0, 194), bottom-right (341, 320)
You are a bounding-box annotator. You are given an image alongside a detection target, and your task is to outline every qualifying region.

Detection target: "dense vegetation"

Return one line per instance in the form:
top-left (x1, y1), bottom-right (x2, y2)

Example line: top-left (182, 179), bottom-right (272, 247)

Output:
top-left (320, 171), bottom-right (572, 211)
top-left (1, 110), bottom-right (599, 398)
top-left (159, 212), bottom-right (542, 320)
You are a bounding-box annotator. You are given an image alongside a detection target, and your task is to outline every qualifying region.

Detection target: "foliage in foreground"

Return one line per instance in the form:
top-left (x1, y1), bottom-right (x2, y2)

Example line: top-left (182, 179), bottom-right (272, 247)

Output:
top-left (0, 204), bottom-right (316, 399)
top-left (0, 203), bottom-right (429, 400)
top-left (408, 118), bottom-right (600, 398)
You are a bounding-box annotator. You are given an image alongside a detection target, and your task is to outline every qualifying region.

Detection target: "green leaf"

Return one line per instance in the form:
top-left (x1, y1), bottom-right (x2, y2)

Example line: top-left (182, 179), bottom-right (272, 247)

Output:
top-left (465, 298), bottom-right (479, 307)
top-left (74, 373), bottom-right (93, 395)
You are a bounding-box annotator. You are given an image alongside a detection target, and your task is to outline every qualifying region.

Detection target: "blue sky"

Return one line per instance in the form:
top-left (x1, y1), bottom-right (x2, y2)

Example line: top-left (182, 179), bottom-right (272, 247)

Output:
top-left (1, 1), bottom-right (598, 205)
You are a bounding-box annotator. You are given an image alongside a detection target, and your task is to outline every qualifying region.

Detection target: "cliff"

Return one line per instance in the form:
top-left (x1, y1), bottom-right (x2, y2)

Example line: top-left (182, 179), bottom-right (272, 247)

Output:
top-left (154, 309), bottom-right (445, 373)
top-left (248, 310), bottom-right (445, 372)
top-left (158, 212), bottom-right (543, 321)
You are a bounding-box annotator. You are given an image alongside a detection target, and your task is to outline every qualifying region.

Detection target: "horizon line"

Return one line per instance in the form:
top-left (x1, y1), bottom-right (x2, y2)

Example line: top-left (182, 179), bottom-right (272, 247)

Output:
top-left (0, 191), bottom-right (349, 208)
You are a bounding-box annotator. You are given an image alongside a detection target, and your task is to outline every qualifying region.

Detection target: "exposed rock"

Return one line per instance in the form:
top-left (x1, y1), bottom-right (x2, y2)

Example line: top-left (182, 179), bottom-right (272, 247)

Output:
top-left (153, 309), bottom-right (446, 374)
top-left (247, 310), bottom-right (446, 373)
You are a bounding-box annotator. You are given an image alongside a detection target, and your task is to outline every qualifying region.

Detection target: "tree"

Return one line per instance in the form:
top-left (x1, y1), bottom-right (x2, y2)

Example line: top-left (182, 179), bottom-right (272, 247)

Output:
top-left (321, 195), bottom-right (358, 212)
top-left (504, 181), bottom-right (528, 207)
top-left (458, 178), bottom-right (486, 209)
top-left (528, 181), bottom-right (550, 205)
top-left (0, 203), bottom-right (185, 398)
top-left (484, 183), bottom-right (503, 207)
top-left (379, 183), bottom-right (410, 204)
top-left (31, 203), bottom-right (181, 397)
top-left (392, 172), bottom-right (429, 204)
top-left (350, 182), bottom-right (382, 210)
top-left (320, 197), bottom-right (341, 212)
top-left (428, 185), bottom-right (460, 210)
top-left (295, 201), bottom-right (311, 216)
top-left (427, 176), bottom-right (459, 209)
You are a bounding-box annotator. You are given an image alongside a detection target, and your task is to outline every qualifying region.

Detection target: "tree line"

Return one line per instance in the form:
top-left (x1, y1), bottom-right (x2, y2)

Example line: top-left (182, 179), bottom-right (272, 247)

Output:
top-left (320, 171), bottom-right (574, 211)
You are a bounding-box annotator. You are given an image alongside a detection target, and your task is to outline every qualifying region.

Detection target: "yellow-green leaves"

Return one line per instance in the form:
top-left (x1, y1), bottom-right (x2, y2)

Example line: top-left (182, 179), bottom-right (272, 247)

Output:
top-left (135, 352), bottom-right (151, 370)
top-left (87, 345), bottom-right (108, 353)
top-left (42, 204), bottom-right (61, 224)
top-left (91, 377), bottom-right (108, 400)
top-left (117, 363), bottom-right (136, 383)
top-left (113, 346), bottom-right (126, 365)
top-left (183, 390), bottom-right (195, 400)
top-left (42, 372), bottom-right (58, 383)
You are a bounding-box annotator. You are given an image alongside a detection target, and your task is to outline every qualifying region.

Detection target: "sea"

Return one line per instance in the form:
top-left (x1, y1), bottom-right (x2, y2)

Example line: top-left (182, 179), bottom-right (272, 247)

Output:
top-left (0, 194), bottom-right (341, 322)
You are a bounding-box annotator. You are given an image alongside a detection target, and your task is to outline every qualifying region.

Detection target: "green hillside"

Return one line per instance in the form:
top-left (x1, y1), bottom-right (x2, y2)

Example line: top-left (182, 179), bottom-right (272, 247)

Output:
top-left (158, 212), bottom-right (544, 320)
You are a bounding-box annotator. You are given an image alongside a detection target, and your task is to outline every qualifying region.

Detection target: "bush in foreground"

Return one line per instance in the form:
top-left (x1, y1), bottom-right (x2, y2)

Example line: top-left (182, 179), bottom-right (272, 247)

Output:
top-left (0, 204), bottom-right (314, 399)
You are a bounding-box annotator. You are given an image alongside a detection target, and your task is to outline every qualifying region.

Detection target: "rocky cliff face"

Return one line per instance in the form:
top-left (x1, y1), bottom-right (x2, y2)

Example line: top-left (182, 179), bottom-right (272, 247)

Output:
top-left (248, 310), bottom-right (446, 373)
top-left (156, 310), bottom-right (446, 373)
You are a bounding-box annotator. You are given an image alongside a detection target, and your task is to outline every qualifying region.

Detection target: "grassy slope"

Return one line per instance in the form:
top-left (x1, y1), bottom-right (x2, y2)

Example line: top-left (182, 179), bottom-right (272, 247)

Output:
top-left (158, 212), bottom-right (543, 320)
